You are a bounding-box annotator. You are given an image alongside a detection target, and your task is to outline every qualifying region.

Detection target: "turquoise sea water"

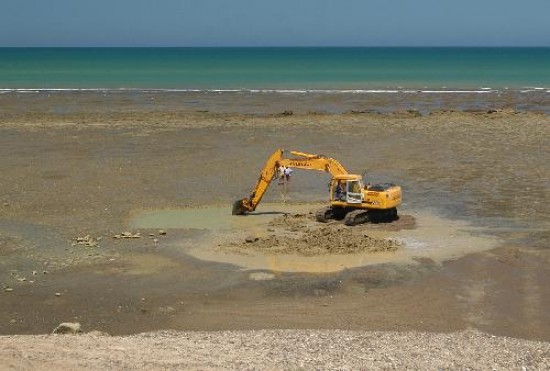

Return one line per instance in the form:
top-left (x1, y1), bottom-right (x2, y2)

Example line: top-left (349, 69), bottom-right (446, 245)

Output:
top-left (1, 47), bottom-right (549, 90)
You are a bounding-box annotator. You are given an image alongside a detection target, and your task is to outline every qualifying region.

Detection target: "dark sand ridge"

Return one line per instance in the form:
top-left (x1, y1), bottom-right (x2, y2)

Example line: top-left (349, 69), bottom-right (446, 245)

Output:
top-left (0, 107), bottom-right (549, 347)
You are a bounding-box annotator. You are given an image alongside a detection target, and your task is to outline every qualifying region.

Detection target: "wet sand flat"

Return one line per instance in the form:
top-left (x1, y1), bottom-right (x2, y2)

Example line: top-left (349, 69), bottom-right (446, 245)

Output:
top-left (0, 99), bottom-right (550, 351)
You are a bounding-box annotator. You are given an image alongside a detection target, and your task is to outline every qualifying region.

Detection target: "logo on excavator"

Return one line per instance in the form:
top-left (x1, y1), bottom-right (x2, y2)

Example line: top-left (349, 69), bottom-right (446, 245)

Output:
top-left (289, 161), bottom-right (312, 167)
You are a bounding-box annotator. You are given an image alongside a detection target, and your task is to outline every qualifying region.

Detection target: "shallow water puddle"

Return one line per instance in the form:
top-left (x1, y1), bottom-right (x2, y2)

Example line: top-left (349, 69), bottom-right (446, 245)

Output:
top-left (393, 211), bottom-right (498, 261)
top-left (129, 204), bottom-right (499, 273)
top-left (129, 203), bottom-right (318, 231)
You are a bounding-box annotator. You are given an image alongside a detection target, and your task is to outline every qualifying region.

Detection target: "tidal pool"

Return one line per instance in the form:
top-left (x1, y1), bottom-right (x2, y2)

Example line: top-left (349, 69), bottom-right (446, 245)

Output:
top-left (129, 203), bottom-right (500, 273)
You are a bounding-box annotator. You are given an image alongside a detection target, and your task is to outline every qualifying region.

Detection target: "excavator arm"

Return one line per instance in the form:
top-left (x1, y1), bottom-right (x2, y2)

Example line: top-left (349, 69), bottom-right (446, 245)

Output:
top-left (232, 149), bottom-right (284, 215)
top-left (232, 149), bottom-right (349, 215)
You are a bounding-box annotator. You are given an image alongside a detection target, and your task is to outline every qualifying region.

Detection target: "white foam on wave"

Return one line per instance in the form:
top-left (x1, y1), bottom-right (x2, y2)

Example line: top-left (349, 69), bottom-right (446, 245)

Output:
top-left (520, 88), bottom-right (550, 93)
top-left (414, 90), bottom-right (496, 94)
top-left (249, 89), bottom-right (308, 94)
top-left (0, 88), bottom-right (136, 93)
top-left (401, 89), bottom-right (497, 94)
top-left (0, 88), bottom-right (399, 94)
top-left (0, 87), bottom-right (540, 95)
top-left (244, 89), bottom-right (402, 94)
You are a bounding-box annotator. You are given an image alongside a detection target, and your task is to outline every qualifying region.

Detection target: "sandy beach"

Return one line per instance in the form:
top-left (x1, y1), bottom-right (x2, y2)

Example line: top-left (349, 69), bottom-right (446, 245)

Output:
top-left (0, 93), bottom-right (549, 368)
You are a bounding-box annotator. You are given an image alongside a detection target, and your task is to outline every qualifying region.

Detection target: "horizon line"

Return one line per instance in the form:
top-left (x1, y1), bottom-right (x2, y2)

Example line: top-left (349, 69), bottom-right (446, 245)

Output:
top-left (1, 45), bottom-right (550, 49)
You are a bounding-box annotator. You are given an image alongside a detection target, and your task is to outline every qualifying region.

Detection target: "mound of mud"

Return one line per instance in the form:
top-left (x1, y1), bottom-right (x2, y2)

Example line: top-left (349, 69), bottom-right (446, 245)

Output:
top-left (222, 212), bottom-right (414, 257)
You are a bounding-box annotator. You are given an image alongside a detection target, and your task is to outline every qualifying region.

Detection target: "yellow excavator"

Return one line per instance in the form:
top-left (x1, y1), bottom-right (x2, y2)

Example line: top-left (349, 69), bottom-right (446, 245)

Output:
top-left (232, 149), bottom-right (402, 226)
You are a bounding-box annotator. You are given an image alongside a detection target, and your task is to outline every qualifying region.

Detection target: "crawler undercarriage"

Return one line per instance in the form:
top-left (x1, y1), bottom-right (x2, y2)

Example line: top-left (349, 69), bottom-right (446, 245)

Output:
top-left (315, 206), bottom-right (398, 226)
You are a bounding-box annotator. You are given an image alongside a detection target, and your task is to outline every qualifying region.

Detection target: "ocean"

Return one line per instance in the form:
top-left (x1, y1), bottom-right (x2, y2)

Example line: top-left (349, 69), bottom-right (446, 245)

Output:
top-left (1, 47), bottom-right (549, 114)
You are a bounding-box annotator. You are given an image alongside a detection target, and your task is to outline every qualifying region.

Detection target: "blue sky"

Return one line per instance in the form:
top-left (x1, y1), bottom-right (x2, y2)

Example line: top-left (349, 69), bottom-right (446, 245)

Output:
top-left (1, 0), bottom-right (549, 47)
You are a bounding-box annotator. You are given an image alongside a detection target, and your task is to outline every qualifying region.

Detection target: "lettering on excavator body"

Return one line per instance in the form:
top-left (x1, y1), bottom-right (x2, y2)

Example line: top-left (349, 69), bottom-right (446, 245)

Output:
top-left (289, 161), bottom-right (313, 167)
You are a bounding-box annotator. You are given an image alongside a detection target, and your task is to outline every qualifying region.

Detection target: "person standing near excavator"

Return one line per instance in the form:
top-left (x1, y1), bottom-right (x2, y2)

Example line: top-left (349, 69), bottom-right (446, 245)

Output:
top-left (283, 166), bottom-right (293, 181)
top-left (278, 165), bottom-right (293, 183)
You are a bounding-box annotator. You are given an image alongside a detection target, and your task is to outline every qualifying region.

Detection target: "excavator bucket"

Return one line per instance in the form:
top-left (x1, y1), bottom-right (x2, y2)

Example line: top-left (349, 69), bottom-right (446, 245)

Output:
top-left (232, 199), bottom-right (246, 215)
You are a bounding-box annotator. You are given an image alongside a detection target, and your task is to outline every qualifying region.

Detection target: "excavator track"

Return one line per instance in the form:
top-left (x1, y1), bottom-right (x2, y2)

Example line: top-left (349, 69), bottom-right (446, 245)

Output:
top-left (315, 206), bottom-right (333, 223)
top-left (343, 209), bottom-right (370, 226)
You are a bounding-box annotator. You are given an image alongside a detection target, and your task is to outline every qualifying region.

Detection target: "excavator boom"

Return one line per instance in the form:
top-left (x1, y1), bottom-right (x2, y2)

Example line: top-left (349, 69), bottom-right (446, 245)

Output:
top-left (232, 149), bottom-right (348, 215)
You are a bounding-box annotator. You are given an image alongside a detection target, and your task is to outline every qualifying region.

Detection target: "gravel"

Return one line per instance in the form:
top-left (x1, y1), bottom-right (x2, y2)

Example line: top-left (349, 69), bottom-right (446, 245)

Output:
top-left (1, 329), bottom-right (549, 370)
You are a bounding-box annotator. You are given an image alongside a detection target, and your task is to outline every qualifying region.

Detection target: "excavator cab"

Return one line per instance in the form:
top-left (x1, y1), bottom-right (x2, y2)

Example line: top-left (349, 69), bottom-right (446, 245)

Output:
top-left (330, 175), bottom-right (364, 204)
top-left (346, 179), bottom-right (363, 203)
